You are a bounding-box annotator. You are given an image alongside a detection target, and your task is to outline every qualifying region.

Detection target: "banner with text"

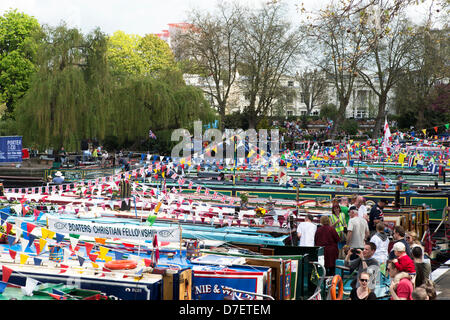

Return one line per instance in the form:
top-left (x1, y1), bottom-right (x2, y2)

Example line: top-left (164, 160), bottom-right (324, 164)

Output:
top-left (47, 217), bottom-right (180, 242)
top-left (0, 136), bottom-right (22, 163)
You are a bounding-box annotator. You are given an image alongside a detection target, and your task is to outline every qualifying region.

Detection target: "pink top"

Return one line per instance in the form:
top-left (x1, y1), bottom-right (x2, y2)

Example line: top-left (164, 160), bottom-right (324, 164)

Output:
top-left (393, 278), bottom-right (413, 300)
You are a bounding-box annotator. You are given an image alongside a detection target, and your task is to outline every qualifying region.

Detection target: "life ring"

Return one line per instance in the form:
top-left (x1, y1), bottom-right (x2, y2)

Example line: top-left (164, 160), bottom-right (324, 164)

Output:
top-left (330, 275), bottom-right (344, 300)
top-left (104, 260), bottom-right (138, 270)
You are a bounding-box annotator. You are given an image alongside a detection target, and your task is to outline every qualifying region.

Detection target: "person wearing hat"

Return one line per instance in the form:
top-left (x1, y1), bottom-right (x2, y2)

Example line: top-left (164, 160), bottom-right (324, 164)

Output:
top-left (52, 171), bottom-right (65, 184)
top-left (345, 205), bottom-right (369, 259)
top-left (392, 242), bottom-right (416, 274)
top-left (368, 198), bottom-right (388, 237)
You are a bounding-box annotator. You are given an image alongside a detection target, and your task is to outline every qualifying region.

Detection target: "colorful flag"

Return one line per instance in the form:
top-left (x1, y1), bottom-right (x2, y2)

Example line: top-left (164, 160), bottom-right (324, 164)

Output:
top-left (382, 118), bottom-right (391, 155)
top-left (148, 130), bottom-right (157, 140)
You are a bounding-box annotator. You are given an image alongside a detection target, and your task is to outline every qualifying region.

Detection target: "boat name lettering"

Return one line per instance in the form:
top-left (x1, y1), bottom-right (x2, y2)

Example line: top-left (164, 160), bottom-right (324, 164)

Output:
top-left (194, 284), bottom-right (212, 295)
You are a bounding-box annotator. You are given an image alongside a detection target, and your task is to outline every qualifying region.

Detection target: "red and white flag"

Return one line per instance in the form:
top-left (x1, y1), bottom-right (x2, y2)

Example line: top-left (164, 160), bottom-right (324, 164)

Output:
top-left (382, 118), bottom-right (391, 155)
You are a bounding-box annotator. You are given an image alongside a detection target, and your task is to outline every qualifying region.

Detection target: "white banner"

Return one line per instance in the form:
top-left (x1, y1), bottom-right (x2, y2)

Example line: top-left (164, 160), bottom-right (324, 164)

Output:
top-left (47, 217), bottom-right (180, 242)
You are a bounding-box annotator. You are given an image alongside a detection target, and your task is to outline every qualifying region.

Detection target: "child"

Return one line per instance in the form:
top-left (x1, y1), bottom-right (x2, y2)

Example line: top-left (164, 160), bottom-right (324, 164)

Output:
top-left (392, 242), bottom-right (416, 274)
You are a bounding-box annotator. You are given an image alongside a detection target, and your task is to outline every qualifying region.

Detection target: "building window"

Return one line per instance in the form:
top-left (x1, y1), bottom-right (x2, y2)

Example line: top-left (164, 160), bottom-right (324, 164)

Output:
top-left (300, 110), bottom-right (307, 116)
top-left (287, 110), bottom-right (294, 116)
top-left (356, 110), bottom-right (367, 119)
top-left (288, 81), bottom-right (294, 87)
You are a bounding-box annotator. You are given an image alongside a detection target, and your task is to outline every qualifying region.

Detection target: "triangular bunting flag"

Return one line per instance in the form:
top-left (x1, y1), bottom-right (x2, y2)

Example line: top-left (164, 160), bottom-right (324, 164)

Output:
top-left (7, 235), bottom-right (15, 246)
top-left (34, 241), bottom-right (41, 255)
top-left (26, 223), bottom-right (36, 234)
top-left (39, 238), bottom-right (47, 253)
top-left (20, 253), bottom-right (29, 265)
top-left (41, 227), bottom-right (49, 239)
top-left (8, 249), bottom-right (17, 260)
top-left (47, 230), bottom-right (56, 239)
top-left (5, 222), bottom-right (12, 235)
top-left (0, 281), bottom-right (7, 294)
top-left (88, 253), bottom-right (98, 262)
top-left (55, 233), bottom-right (64, 243)
top-left (114, 251), bottom-right (124, 261)
top-left (85, 242), bottom-right (94, 255)
top-left (2, 265), bottom-right (13, 283)
top-left (33, 257), bottom-right (42, 266)
top-left (0, 211), bottom-right (8, 226)
top-left (95, 238), bottom-right (106, 245)
top-left (59, 264), bottom-right (69, 274)
top-left (99, 246), bottom-right (109, 260)
top-left (77, 255), bottom-right (85, 267)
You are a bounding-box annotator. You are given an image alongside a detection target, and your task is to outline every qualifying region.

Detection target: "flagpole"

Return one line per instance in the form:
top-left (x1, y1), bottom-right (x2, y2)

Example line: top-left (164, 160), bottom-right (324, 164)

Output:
top-left (179, 221), bottom-right (182, 258)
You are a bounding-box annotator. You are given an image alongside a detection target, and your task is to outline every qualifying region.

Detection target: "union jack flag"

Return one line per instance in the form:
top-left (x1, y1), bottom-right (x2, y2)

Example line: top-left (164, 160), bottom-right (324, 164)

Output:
top-left (149, 129), bottom-right (157, 140)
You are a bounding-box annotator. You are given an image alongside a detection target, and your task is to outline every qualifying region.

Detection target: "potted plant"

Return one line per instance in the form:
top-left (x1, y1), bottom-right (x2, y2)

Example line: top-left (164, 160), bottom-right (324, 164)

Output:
top-left (239, 192), bottom-right (249, 209)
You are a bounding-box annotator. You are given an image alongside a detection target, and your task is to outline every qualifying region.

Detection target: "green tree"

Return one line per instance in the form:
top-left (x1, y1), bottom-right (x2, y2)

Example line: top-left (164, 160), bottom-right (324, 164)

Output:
top-left (340, 118), bottom-right (358, 135)
top-left (107, 30), bottom-right (177, 77)
top-left (14, 23), bottom-right (215, 152)
top-left (14, 24), bottom-right (109, 151)
top-left (0, 9), bottom-right (41, 116)
top-left (393, 26), bottom-right (449, 129)
top-left (320, 103), bottom-right (338, 121)
top-left (139, 34), bottom-right (177, 75)
top-left (106, 30), bottom-right (147, 76)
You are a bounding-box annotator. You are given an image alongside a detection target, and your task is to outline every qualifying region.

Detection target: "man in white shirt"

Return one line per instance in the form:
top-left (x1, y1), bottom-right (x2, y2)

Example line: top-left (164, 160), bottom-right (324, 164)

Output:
top-left (297, 214), bottom-right (317, 246)
top-left (346, 206), bottom-right (369, 252)
top-left (356, 195), bottom-right (368, 220)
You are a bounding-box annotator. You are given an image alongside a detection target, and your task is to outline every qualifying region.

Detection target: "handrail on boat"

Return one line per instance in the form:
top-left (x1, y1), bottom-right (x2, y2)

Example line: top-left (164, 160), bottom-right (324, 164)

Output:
top-left (307, 261), bottom-right (326, 300)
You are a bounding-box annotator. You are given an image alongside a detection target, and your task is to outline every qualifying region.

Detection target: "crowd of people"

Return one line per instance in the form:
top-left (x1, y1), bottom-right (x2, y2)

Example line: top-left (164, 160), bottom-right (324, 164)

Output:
top-left (296, 194), bottom-right (437, 300)
top-left (280, 120), bottom-right (332, 144)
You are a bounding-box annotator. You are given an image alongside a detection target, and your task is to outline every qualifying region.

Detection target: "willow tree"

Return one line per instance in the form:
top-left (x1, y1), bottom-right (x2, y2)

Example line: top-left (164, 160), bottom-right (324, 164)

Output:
top-left (14, 24), bottom-right (111, 151)
top-left (109, 69), bottom-right (215, 144)
top-left (15, 23), bottom-right (215, 152)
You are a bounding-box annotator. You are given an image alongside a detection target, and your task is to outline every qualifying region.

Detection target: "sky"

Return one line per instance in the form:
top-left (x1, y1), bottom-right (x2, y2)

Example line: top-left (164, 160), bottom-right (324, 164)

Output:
top-left (0, 0), bottom-right (440, 36)
top-left (0, 0), bottom-right (327, 36)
